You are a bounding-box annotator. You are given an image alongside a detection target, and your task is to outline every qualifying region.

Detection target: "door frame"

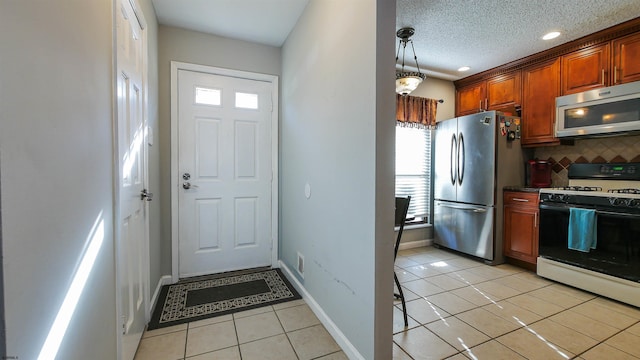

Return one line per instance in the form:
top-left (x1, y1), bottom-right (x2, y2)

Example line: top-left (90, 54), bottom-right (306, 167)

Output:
top-left (170, 61), bottom-right (279, 282)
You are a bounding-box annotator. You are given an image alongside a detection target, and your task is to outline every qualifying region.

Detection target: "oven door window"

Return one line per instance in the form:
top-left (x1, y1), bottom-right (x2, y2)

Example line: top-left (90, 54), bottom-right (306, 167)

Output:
top-left (539, 204), bottom-right (640, 282)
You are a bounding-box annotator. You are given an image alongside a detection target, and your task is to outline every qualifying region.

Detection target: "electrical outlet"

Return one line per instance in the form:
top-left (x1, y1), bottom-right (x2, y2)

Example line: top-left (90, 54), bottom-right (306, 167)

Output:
top-left (297, 252), bottom-right (304, 277)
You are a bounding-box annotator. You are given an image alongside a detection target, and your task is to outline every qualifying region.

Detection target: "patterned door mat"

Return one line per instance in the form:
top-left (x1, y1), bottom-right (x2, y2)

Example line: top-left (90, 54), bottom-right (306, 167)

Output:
top-left (147, 267), bottom-right (301, 330)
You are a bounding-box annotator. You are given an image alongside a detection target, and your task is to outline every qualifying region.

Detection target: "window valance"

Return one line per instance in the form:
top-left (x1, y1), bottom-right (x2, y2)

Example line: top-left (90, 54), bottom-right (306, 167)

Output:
top-left (396, 94), bottom-right (438, 129)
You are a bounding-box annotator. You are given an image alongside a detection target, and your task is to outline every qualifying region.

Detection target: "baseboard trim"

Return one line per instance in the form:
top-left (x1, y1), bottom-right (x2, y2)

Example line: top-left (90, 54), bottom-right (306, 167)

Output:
top-left (398, 239), bottom-right (432, 251)
top-left (149, 275), bottom-right (172, 320)
top-left (278, 261), bottom-right (364, 360)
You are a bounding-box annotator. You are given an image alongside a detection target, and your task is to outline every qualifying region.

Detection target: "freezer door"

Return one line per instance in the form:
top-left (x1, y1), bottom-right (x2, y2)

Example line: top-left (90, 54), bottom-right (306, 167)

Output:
top-left (433, 200), bottom-right (495, 261)
top-left (434, 117), bottom-right (458, 202)
top-left (456, 112), bottom-right (497, 206)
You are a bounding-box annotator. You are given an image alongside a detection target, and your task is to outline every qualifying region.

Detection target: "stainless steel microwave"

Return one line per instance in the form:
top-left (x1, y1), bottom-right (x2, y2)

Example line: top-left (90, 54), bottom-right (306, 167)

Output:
top-left (555, 81), bottom-right (640, 138)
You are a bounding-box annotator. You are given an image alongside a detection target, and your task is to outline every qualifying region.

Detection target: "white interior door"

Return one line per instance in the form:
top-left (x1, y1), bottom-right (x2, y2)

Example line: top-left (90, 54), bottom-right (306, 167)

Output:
top-left (176, 68), bottom-right (274, 278)
top-left (116, 0), bottom-right (149, 359)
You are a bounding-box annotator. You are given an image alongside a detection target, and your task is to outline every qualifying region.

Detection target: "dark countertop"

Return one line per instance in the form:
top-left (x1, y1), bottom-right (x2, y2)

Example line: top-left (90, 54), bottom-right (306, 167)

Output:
top-left (503, 186), bottom-right (541, 193)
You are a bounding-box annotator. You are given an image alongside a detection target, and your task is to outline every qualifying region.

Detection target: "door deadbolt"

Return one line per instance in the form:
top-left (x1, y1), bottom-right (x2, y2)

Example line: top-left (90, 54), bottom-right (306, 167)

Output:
top-left (183, 172), bottom-right (191, 180)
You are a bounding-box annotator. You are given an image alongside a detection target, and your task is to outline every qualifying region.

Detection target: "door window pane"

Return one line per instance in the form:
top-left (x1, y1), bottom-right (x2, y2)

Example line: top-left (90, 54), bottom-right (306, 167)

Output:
top-left (235, 92), bottom-right (259, 109)
top-left (195, 87), bottom-right (221, 106)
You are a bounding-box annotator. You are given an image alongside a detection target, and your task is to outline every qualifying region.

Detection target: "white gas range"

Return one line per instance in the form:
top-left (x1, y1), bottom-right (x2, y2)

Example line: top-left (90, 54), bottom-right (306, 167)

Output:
top-left (536, 163), bottom-right (640, 308)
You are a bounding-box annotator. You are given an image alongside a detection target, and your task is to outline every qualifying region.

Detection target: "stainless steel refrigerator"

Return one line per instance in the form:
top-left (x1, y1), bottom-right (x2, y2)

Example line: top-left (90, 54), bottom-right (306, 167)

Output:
top-left (433, 111), bottom-right (527, 264)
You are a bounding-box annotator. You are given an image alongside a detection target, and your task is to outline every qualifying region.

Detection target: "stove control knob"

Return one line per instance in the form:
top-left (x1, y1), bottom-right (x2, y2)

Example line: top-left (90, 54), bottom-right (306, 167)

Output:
top-left (629, 199), bottom-right (640, 208)
top-left (610, 198), bottom-right (631, 207)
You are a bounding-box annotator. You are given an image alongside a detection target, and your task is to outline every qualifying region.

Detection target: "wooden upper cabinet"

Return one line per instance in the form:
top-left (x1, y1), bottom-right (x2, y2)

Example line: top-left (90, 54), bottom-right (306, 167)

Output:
top-left (487, 71), bottom-right (521, 110)
top-left (456, 72), bottom-right (521, 116)
top-left (521, 58), bottom-right (561, 146)
top-left (561, 44), bottom-right (610, 95)
top-left (456, 82), bottom-right (485, 116)
top-left (613, 32), bottom-right (640, 84)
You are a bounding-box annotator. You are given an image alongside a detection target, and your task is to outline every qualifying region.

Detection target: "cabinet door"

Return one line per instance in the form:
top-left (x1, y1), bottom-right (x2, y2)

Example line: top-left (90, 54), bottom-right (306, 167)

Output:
top-left (562, 44), bottom-right (610, 95)
top-left (503, 205), bottom-right (538, 264)
top-left (521, 59), bottom-right (560, 146)
top-left (456, 82), bottom-right (485, 116)
top-left (613, 32), bottom-right (640, 84)
top-left (487, 72), bottom-right (521, 111)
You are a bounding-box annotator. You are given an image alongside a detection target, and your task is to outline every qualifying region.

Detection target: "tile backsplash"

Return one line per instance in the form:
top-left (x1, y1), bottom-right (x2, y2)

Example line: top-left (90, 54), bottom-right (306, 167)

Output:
top-left (533, 135), bottom-right (640, 187)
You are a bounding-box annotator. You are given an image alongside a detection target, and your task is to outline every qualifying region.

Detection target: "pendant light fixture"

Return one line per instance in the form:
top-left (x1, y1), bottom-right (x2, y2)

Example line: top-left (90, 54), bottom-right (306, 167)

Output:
top-left (395, 27), bottom-right (426, 95)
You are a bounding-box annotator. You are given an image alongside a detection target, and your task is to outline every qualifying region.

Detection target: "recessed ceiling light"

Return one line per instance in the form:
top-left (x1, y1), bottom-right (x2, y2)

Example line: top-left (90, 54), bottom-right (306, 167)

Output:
top-left (542, 31), bottom-right (561, 40)
top-left (458, 66), bottom-right (470, 72)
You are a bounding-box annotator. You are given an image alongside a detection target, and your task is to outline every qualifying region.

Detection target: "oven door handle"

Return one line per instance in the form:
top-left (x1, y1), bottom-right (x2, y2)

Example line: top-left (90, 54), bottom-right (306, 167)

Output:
top-left (539, 204), bottom-right (570, 211)
top-left (597, 210), bottom-right (640, 219)
top-left (540, 204), bottom-right (640, 219)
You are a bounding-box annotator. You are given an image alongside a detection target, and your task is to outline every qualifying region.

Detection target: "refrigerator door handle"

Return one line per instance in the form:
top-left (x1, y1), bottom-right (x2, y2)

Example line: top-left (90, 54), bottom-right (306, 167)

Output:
top-left (450, 134), bottom-right (457, 185)
top-left (457, 133), bottom-right (465, 185)
top-left (437, 203), bottom-right (487, 213)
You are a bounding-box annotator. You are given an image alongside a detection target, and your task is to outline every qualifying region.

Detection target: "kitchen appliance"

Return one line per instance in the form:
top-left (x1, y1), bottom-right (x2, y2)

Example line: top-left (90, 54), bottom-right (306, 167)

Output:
top-left (555, 81), bottom-right (640, 138)
top-left (527, 159), bottom-right (551, 188)
top-left (537, 163), bottom-right (640, 307)
top-left (434, 111), bottom-right (527, 263)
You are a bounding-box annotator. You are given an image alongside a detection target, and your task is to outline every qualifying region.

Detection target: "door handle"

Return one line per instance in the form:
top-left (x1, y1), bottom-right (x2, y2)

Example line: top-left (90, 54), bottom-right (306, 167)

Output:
top-left (182, 182), bottom-right (199, 190)
top-left (438, 203), bottom-right (487, 213)
top-left (457, 133), bottom-right (465, 186)
top-left (450, 134), bottom-right (457, 185)
top-left (140, 188), bottom-right (153, 201)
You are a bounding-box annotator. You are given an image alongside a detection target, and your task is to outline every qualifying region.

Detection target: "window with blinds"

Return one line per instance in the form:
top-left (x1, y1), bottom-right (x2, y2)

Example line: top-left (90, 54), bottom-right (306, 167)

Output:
top-left (395, 126), bottom-right (431, 224)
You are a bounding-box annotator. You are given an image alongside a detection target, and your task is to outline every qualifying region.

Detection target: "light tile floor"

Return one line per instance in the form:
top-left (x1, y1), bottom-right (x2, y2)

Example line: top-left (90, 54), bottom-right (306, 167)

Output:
top-left (393, 246), bottom-right (640, 359)
top-left (134, 245), bottom-right (640, 359)
top-left (134, 299), bottom-right (347, 360)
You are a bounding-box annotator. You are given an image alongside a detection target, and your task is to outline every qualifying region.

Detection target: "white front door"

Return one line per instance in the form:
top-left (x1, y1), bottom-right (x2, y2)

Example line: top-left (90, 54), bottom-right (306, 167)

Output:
top-left (174, 66), bottom-right (276, 278)
top-left (116, 0), bottom-right (149, 359)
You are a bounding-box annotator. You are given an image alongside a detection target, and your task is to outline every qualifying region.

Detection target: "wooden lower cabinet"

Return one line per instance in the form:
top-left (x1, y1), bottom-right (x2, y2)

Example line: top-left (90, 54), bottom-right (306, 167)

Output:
top-left (503, 191), bottom-right (539, 266)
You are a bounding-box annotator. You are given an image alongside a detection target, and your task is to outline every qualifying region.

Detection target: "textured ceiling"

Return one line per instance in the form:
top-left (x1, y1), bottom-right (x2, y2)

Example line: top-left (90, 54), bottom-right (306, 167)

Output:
top-left (151, 0), bottom-right (640, 81)
top-left (398, 0), bottom-right (640, 80)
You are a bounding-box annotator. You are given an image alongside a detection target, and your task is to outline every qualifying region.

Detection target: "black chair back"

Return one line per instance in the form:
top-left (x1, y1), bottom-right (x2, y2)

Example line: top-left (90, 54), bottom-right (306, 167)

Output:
top-left (394, 196), bottom-right (411, 260)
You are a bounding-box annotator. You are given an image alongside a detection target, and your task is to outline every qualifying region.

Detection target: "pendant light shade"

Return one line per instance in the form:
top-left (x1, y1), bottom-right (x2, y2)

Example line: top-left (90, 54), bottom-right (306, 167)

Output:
top-left (396, 27), bottom-right (426, 96)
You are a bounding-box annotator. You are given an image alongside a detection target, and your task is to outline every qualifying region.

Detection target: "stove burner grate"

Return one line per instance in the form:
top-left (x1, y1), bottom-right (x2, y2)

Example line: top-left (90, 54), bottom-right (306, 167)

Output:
top-left (608, 188), bottom-right (640, 194)
top-left (560, 186), bottom-right (603, 192)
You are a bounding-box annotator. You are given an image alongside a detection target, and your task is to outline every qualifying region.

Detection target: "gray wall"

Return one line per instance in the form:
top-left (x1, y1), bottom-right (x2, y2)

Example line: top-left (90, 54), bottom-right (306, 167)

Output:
top-left (0, 1), bottom-right (159, 358)
top-left (156, 26), bottom-right (282, 277)
top-left (411, 77), bottom-right (456, 123)
top-left (280, 1), bottom-right (395, 358)
top-left (0, 156), bottom-right (4, 357)
top-left (144, 0), bottom-right (162, 302)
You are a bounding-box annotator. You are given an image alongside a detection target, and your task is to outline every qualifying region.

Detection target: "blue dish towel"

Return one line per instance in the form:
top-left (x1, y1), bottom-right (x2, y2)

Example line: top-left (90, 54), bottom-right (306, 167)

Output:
top-left (568, 208), bottom-right (597, 252)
